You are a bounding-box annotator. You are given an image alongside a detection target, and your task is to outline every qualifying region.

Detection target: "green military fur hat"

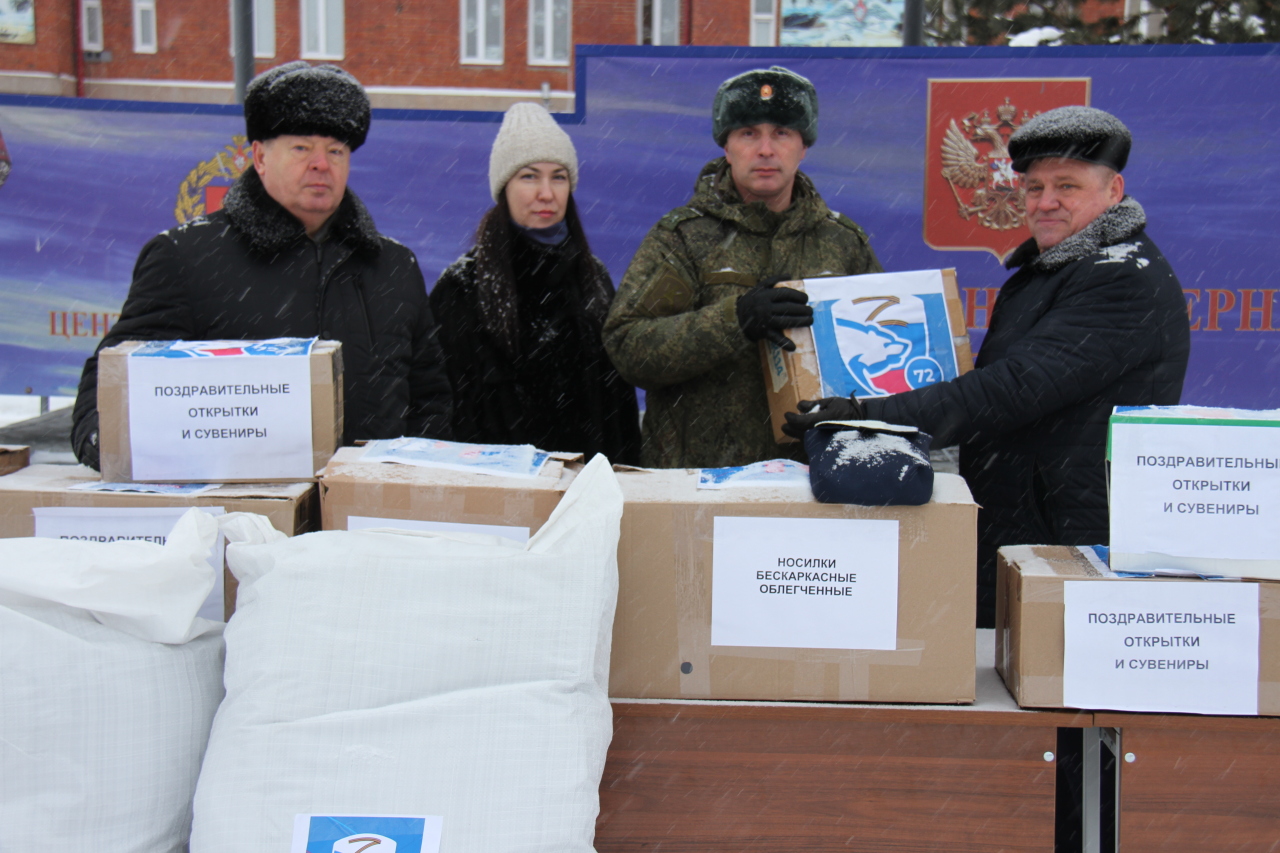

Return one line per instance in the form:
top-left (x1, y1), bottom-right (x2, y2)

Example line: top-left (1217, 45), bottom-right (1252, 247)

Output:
top-left (712, 66), bottom-right (818, 147)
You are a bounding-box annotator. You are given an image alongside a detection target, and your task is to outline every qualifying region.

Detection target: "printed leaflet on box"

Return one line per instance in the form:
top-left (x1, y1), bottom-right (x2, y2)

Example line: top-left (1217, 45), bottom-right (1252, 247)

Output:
top-left (1110, 418), bottom-right (1280, 563)
top-left (803, 270), bottom-right (960, 399)
top-left (1062, 579), bottom-right (1260, 715)
top-left (126, 338), bottom-right (315, 481)
top-left (711, 515), bottom-right (899, 650)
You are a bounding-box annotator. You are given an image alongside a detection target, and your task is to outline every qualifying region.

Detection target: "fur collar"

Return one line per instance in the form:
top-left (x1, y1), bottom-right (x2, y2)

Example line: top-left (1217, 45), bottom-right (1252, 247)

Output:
top-left (1007, 196), bottom-right (1146, 272)
top-left (221, 168), bottom-right (382, 259)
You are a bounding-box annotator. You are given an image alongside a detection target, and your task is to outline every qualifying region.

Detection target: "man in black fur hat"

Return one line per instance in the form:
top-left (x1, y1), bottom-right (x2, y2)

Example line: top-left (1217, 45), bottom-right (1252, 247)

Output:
top-left (604, 66), bottom-right (881, 468)
top-left (784, 105), bottom-right (1191, 628)
top-left (71, 62), bottom-right (453, 468)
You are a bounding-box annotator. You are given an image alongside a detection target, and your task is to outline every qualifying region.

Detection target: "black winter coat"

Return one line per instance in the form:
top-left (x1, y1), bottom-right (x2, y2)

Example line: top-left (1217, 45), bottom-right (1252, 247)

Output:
top-left (71, 169), bottom-right (453, 468)
top-left (430, 233), bottom-right (642, 464)
top-left (862, 199), bottom-right (1190, 626)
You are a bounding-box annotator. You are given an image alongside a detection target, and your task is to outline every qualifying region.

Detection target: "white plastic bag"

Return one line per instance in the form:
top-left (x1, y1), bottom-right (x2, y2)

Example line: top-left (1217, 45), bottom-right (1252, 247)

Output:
top-left (0, 507), bottom-right (227, 852)
top-left (191, 454), bottom-right (623, 853)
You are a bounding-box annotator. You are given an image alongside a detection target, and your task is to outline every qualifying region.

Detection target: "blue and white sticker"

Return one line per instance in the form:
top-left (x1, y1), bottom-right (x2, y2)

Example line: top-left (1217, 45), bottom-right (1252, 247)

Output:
top-left (803, 271), bottom-right (959, 399)
top-left (699, 459), bottom-right (811, 490)
top-left (291, 815), bottom-right (443, 853)
top-left (130, 337), bottom-right (316, 358)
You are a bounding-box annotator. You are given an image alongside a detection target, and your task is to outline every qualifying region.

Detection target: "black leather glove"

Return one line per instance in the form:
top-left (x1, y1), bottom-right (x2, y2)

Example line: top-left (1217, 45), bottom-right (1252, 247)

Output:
top-left (736, 278), bottom-right (812, 351)
top-left (782, 396), bottom-right (866, 439)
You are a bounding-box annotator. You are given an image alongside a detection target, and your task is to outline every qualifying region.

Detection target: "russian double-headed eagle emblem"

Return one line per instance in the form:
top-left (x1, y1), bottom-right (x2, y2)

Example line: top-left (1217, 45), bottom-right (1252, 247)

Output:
top-left (174, 135), bottom-right (251, 224)
top-left (923, 78), bottom-right (1090, 262)
top-left (940, 98), bottom-right (1031, 232)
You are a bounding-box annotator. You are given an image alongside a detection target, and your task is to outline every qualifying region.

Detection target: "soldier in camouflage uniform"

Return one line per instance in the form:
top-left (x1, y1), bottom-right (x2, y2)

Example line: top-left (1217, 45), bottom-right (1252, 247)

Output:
top-left (603, 66), bottom-right (882, 468)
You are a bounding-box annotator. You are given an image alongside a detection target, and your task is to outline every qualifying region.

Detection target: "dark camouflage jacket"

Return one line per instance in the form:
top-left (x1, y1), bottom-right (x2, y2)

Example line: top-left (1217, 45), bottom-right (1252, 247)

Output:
top-left (603, 157), bottom-right (882, 468)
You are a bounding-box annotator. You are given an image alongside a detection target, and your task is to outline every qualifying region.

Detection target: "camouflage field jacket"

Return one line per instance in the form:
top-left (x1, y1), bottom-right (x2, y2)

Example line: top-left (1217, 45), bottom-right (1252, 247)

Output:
top-left (603, 157), bottom-right (882, 468)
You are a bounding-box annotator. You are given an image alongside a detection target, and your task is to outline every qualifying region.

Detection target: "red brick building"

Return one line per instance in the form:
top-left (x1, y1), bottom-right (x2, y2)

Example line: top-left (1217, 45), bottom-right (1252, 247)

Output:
top-left (0, 0), bottom-right (775, 109)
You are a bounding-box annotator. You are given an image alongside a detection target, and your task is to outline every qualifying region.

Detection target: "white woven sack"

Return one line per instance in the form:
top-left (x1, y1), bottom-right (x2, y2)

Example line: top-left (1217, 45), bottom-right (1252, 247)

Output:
top-left (0, 508), bottom-right (226, 852)
top-left (191, 454), bottom-right (623, 853)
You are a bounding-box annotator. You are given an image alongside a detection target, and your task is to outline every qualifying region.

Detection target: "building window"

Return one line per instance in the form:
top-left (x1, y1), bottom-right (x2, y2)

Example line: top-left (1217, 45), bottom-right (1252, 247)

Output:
top-left (230, 0), bottom-right (277, 58)
top-left (300, 0), bottom-right (343, 59)
top-left (81, 0), bottom-right (104, 51)
top-left (750, 0), bottom-right (776, 45)
top-left (529, 0), bottom-right (569, 65)
top-left (462, 0), bottom-right (504, 64)
top-left (638, 0), bottom-right (677, 45)
top-left (133, 0), bottom-right (157, 53)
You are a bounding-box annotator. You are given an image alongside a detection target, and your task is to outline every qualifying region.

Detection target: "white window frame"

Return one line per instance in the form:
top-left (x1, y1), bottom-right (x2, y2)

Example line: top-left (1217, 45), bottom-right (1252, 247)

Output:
top-left (81, 0), bottom-right (104, 51)
top-left (528, 0), bottom-right (570, 66)
top-left (133, 0), bottom-right (158, 53)
top-left (749, 0), bottom-right (776, 46)
top-left (229, 0), bottom-right (277, 58)
top-left (300, 0), bottom-right (344, 60)
top-left (637, 0), bottom-right (679, 46)
top-left (461, 0), bottom-right (504, 65)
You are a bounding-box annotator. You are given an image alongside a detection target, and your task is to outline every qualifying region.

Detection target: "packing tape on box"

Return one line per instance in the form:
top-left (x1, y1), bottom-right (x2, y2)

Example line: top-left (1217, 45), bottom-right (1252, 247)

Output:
top-left (674, 506), bottom-right (714, 697)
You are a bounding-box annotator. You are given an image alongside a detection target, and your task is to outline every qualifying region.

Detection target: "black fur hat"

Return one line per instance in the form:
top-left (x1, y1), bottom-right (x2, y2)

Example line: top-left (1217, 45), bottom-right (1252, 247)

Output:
top-left (244, 61), bottom-right (371, 151)
top-left (1009, 106), bottom-right (1131, 173)
top-left (712, 66), bottom-right (818, 147)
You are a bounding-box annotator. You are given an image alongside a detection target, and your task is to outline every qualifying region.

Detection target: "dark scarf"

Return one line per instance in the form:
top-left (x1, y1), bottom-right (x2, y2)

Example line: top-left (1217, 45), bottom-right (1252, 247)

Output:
top-left (221, 167), bottom-right (382, 259)
top-left (1006, 197), bottom-right (1146, 272)
top-left (471, 194), bottom-right (611, 358)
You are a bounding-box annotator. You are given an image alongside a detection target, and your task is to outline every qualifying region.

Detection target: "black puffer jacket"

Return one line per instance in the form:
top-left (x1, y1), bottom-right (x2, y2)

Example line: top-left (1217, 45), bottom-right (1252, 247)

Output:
top-left (430, 232), bottom-right (641, 464)
top-left (863, 198), bottom-right (1190, 626)
top-left (71, 169), bottom-right (453, 469)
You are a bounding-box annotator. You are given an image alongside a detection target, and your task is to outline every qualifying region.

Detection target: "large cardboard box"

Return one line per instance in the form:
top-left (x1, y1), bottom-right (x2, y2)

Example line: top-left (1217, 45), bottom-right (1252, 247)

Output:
top-left (0, 464), bottom-right (318, 619)
top-left (763, 269), bottom-right (974, 443)
top-left (996, 544), bottom-right (1280, 715)
top-left (610, 469), bottom-right (978, 703)
top-left (319, 446), bottom-right (579, 539)
top-left (97, 339), bottom-right (343, 483)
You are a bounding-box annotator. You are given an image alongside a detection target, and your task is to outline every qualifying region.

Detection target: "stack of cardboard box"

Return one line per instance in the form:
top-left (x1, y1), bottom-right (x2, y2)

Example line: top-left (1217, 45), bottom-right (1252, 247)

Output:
top-left (997, 406), bottom-right (1280, 715)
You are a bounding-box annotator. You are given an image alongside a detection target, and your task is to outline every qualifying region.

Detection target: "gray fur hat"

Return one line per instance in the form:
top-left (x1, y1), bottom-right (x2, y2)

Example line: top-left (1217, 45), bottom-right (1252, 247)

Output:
top-left (244, 61), bottom-right (371, 151)
top-left (712, 66), bottom-right (818, 147)
top-left (1009, 106), bottom-right (1131, 173)
top-left (488, 103), bottom-right (579, 201)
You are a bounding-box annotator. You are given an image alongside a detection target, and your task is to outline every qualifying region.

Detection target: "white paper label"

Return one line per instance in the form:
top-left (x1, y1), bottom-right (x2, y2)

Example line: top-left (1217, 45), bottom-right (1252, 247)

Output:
top-left (347, 515), bottom-right (530, 544)
top-left (1062, 580), bottom-right (1259, 715)
top-left (1110, 421), bottom-right (1280, 561)
top-left (127, 352), bottom-right (313, 480)
top-left (32, 506), bottom-right (226, 622)
top-left (292, 814), bottom-right (443, 853)
top-left (711, 515), bottom-right (898, 650)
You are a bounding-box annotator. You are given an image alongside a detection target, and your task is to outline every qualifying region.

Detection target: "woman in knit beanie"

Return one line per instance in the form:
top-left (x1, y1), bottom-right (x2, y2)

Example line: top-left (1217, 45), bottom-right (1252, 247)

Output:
top-left (429, 103), bottom-right (641, 463)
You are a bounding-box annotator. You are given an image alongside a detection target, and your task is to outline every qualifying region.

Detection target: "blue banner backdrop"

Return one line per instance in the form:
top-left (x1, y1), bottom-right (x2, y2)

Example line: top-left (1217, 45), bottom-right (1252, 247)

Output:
top-left (1, 44), bottom-right (1278, 407)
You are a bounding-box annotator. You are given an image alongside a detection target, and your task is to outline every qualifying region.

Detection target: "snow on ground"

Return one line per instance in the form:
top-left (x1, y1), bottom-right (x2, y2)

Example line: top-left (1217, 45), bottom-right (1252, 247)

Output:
top-left (1007, 26), bottom-right (1064, 46)
top-left (0, 394), bottom-right (74, 429)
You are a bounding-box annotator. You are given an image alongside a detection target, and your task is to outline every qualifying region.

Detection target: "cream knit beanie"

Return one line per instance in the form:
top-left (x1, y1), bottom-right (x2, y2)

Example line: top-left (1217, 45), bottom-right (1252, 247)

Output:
top-left (488, 102), bottom-right (579, 201)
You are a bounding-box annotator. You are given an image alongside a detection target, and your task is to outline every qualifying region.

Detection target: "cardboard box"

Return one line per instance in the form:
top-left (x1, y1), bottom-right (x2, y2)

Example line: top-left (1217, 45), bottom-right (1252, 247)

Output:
top-left (1108, 405), bottom-right (1280, 581)
top-left (97, 339), bottom-right (343, 483)
top-left (319, 446), bottom-right (579, 539)
top-left (0, 463), bottom-right (318, 619)
top-left (610, 469), bottom-right (978, 703)
top-left (0, 445), bottom-right (29, 476)
top-left (763, 269), bottom-right (974, 443)
top-left (996, 544), bottom-right (1280, 715)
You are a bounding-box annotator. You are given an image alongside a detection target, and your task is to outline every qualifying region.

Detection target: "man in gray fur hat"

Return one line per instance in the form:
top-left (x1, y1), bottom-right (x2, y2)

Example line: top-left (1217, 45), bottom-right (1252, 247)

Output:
top-left (785, 105), bottom-right (1191, 628)
top-left (604, 66), bottom-right (882, 469)
top-left (71, 61), bottom-right (453, 468)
